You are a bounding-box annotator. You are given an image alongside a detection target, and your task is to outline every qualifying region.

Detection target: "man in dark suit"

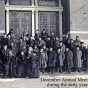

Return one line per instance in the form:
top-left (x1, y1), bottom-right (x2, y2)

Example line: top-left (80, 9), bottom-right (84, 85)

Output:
top-left (31, 51), bottom-right (40, 78)
top-left (17, 37), bottom-right (26, 52)
top-left (8, 50), bottom-right (16, 78)
top-left (56, 48), bottom-right (65, 73)
top-left (35, 30), bottom-right (41, 41)
top-left (41, 29), bottom-right (49, 43)
top-left (47, 47), bottom-right (56, 74)
top-left (1, 33), bottom-right (8, 48)
top-left (63, 34), bottom-right (70, 47)
top-left (7, 34), bottom-right (14, 48)
top-left (2, 45), bottom-right (9, 78)
top-left (80, 42), bottom-right (86, 68)
top-left (17, 51), bottom-right (26, 77)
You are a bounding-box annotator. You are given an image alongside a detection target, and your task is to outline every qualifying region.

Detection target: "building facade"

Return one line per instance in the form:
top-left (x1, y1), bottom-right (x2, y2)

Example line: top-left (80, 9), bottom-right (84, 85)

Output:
top-left (0, 0), bottom-right (63, 40)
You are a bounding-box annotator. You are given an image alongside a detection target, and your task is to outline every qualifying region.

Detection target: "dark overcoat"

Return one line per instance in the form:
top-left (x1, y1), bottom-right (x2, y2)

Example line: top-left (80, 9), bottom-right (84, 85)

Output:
top-left (31, 55), bottom-right (39, 75)
top-left (39, 52), bottom-right (47, 68)
top-left (2, 49), bottom-right (9, 64)
top-left (41, 32), bottom-right (49, 42)
top-left (7, 38), bottom-right (13, 47)
top-left (84, 48), bottom-right (88, 68)
top-left (65, 50), bottom-right (73, 68)
top-left (47, 50), bottom-right (56, 67)
top-left (80, 46), bottom-right (86, 68)
top-left (1, 38), bottom-right (8, 47)
top-left (8, 55), bottom-right (17, 76)
top-left (69, 43), bottom-right (75, 51)
top-left (56, 52), bottom-right (65, 67)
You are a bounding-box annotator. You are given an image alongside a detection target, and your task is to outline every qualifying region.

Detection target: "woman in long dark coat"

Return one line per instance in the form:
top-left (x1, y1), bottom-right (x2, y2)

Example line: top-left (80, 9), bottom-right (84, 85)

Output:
top-left (56, 48), bottom-right (65, 73)
top-left (73, 46), bottom-right (82, 72)
top-left (65, 48), bottom-right (73, 73)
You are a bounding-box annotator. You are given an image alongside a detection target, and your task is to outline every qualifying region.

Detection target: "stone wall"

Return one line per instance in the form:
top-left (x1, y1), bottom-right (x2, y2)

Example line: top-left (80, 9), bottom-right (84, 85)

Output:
top-left (0, 0), bottom-right (5, 35)
top-left (70, 0), bottom-right (88, 43)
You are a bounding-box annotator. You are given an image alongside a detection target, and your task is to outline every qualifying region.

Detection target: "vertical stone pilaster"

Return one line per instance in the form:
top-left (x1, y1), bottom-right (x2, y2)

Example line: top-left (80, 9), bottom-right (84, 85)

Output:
top-left (35, 10), bottom-right (38, 31)
top-left (6, 10), bottom-right (10, 34)
top-left (59, 11), bottom-right (63, 40)
top-left (32, 10), bottom-right (35, 37)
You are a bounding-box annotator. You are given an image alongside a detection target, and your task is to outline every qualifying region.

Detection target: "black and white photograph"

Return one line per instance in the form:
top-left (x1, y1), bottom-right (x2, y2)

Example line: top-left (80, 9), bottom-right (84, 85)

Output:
top-left (0, 0), bottom-right (88, 88)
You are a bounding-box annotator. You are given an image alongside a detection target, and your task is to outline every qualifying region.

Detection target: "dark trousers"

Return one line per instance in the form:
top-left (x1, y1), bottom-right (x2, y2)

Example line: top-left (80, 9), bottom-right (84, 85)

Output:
top-left (49, 67), bottom-right (54, 73)
top-left (57, 66), bottom-right (63, 73)
top-left (74, 68), bottom-right (81, 72)
top-left (3, 64), bottom-right (9, 77)
top-left (40, 68), bottom-right (45, 74)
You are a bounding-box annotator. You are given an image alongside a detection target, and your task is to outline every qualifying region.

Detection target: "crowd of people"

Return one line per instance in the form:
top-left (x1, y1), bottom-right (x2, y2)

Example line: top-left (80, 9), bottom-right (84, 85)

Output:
top-left (0, 28), bottom-right (88, 78)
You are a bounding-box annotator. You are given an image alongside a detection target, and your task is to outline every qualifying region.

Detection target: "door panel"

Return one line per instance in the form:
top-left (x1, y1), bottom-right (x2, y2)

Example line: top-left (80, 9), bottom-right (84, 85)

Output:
top-left (21, 12), bottom-right (32, 37)
top-left (10, 12), bottom-right (20, 38)
top-left (10, 11), bottom-right (32, 39)
top-left (38, 12), bottom-right (59, 37)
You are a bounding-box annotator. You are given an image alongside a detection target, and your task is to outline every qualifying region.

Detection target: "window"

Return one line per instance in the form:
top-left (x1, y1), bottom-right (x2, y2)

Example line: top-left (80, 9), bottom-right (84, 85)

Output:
top-left (38, 0), bottom-right (59, 6)
top-left (9, 0), bottom-right (31, 5)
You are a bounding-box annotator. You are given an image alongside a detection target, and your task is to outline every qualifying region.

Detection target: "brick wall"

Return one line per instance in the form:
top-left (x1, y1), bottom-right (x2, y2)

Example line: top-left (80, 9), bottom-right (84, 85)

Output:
top-left (0, 0), bottom-right (5, 34)
top-left (70, 0), bottom-right (88, 42)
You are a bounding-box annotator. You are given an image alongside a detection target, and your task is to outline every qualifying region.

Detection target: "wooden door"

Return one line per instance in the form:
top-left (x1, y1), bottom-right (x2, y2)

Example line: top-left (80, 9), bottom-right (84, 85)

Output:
top-left (10, 11), bottom-right (32, 39)
top-left (38, 12), bottom-right (59, 37)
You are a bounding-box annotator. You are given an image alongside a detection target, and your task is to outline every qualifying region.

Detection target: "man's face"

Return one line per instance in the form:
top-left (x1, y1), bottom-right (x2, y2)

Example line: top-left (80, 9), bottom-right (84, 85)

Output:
top-left (4, 45), bottom-right (7, 49)
top-left (36, 31), bottom-right (39, 34)
top-left (9, 51), bottom-right (12, 55)
top-left (30, 37), bottom-right (32, 40)
top-left (51, 32), bottom-right (54, 35)
top-left (11, 43), bottom-right (13, 46)
top-left (66, 48), bottom-right (69, 51)
top-left (66, 35), bottom-right (68, 38)
top-left (24, 29), bottom-right (27, 32)
top-left (48, 38), bottom-right (50, 40)
top-left (39, 38), bottom-right (41, 41)
top-left (60, 43), bottom-right (62, 46)
top-left (77, 47), bottom-right (79, 51)
top-left (33, 53), bottom-right (36, 56)
top-left (57, 49), bottom-right (60, 53)
top-left (20, 39), bottom-right (22, 42)
top-left (56, 37), bottom-right (59, 40)
top-left (71, 40), bottom-right (73, 43)
top-left (8, 35), bottom-right (11, 38)
top-left (4, 34), bottom-right (7, 38)
top-left (43, 46), bottom-right (46, 49)
top-left (28, 50), bottom-right (31, 54)
top-left (50, 48), bottom-right (53, 51)
top-left (40, 49), bottom-right (43, 52)
top-left (43, 30), bottom-right (45, 33)
top-left (21, 52), bottom-right (24, 55)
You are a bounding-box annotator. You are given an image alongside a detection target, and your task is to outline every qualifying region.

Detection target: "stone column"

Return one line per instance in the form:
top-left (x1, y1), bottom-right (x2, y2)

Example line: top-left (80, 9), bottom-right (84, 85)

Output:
top-left (35, 0), bottom-right (38, 6)
top-left (32, 10), bottom-right (35, 37)
top-left (59, 0), bottom-right (62, 7)
top-left (59, 11), bottom-right (63, 40)
top-left (35, 10), bottom-right (38, 31)
top-left (6, 10), bottom-right (10, 34)
top-left (32, 0), bottom-right (34, 6)
top-left (6, 0), bottom-right (9, 5)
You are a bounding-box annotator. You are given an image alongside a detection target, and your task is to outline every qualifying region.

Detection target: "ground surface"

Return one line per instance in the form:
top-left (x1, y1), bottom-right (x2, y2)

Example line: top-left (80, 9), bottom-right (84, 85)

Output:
top-left (0, 72), bottom-right (88, 88)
